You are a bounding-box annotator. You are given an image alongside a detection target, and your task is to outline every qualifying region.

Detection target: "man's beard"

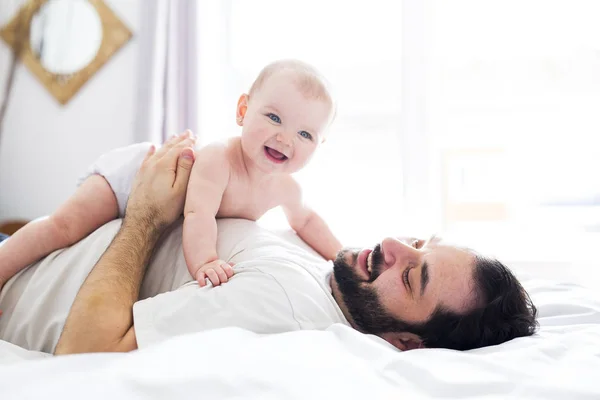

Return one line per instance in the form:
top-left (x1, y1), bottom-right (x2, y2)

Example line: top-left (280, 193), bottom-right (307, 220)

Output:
top-left (333, 244), bottom-right (415, 334)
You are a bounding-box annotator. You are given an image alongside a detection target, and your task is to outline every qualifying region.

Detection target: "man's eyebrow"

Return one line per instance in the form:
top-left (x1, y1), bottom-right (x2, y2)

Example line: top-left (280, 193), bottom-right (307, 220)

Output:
top-left (420, 261), bottom-right (430, 297)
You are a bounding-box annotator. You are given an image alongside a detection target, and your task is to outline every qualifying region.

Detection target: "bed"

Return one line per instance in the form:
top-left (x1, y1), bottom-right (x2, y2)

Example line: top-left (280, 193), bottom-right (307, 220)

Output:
top-left (1, 221), bottom-right (599, 399)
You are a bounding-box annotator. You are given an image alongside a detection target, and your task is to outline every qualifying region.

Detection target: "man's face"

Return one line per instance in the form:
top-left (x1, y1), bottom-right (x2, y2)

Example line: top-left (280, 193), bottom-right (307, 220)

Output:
top-left (331, 236), bottom-right (477, 338)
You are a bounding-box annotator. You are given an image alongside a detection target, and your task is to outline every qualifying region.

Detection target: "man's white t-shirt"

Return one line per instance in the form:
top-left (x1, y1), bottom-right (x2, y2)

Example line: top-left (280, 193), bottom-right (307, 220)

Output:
top-left (0, 219), bottom-right (349, 353)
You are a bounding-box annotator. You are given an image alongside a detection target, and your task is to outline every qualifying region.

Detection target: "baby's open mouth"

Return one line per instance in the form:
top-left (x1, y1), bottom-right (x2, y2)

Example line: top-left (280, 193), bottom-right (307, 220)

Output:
top-left (264, 146), bottom-right (288, 163)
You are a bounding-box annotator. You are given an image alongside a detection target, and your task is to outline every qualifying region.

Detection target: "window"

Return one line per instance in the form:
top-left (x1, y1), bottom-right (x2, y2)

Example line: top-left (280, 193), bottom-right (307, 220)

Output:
top-left (195, 1), bottom-right (600, 261)
top-left (426, 0), bottom-right (600, 260)
top-left (197, 0), bottom-right (405, 246)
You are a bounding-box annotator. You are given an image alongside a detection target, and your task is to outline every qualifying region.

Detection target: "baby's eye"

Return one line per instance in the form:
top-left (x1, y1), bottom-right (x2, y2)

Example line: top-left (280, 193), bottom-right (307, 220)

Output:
top-left (298, 131), bottom-right (313, 140)
top-left (267, 113), bottom-right (281, 123)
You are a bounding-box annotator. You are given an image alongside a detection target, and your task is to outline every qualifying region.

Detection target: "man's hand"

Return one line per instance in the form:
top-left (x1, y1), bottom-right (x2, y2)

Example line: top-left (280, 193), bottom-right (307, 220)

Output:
top-left (195, 259), bottom-right (235, 287)
top-left (125, 131), bottom-right (196, 232)
top-left (55, 131), bottom-right (197, 355)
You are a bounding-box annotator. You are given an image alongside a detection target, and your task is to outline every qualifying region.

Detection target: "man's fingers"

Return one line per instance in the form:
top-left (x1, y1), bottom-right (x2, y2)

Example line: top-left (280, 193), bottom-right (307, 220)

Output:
top-left (160, 135), bottom-right (195, 164)
top-left (142, 144), bottom-right (156, 165)
top-left (156, 130), bottom-right (193, 160)
top-left (158, 137), bottom-right (195, 185)
top-left (174, 147), bottom-right (195, 191)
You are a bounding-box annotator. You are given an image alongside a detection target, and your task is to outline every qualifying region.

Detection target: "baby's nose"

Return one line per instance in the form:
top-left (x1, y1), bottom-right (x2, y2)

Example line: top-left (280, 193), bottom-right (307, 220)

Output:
top-left (276, 132), bottom-right (293, 146)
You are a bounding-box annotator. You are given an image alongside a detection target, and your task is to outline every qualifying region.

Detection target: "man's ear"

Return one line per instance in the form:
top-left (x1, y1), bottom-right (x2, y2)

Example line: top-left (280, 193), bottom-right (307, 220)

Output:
top-left (380, 332), bottom-right (424, 351)
top-left (236, 94), bottom-right (249, 126)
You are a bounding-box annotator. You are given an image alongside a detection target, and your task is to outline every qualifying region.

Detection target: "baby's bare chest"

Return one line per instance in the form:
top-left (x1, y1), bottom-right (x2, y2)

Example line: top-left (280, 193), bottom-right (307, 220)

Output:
top-left (216, 178), bottom-right (283, 220)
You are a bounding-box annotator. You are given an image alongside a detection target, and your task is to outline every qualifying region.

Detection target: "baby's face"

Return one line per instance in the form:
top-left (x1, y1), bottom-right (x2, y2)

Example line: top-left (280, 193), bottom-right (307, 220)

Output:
top-left (239, 71), bottom-right (333, 175)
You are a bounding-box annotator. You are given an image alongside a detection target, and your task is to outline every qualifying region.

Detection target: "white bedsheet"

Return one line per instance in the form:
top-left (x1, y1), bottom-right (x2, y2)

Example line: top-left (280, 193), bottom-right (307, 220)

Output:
top-left (1, 270), bottom-right (599, 399)
top-left (1, 221), bottom-right (600, 399)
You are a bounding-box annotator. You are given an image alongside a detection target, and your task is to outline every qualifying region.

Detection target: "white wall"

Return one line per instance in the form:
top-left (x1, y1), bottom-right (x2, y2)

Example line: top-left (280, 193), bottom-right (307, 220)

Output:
top-left (0, 0), bottom-right (141, 221)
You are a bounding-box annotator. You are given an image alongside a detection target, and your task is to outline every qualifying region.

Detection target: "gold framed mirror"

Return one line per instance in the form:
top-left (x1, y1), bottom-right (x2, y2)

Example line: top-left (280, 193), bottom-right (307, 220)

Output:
top-left (0, 0), bottom-right (133, 105)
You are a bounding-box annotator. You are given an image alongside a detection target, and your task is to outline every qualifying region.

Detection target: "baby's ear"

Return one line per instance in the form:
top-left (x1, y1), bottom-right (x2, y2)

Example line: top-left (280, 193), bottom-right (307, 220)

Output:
top-left (380, 332), bottom-right (424, 351)
top-left (236, 94), bottom-right (249, 126)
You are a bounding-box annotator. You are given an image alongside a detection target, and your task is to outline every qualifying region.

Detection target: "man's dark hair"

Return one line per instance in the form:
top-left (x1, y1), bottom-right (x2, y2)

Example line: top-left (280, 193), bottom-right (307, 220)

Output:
top-left (412, 255), bottom-right (538, 350)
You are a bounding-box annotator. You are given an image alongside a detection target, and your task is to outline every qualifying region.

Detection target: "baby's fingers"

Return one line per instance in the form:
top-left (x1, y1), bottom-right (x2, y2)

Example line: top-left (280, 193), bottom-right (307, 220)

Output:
top-left (205, 269), bottom-right (221, 287)
top-left (222, 263), bottom-right (234, 279)
top-left (196, 270), bottom-right (208, 287)
top-left (214, 264), bottom-right (232, 284)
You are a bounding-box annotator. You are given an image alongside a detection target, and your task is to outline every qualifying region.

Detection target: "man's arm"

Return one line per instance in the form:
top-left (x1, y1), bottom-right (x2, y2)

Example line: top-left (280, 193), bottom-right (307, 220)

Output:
top-left (54, 218), bottom-right (161, 353)
top-left (54, 132), bottom-right (196, 355)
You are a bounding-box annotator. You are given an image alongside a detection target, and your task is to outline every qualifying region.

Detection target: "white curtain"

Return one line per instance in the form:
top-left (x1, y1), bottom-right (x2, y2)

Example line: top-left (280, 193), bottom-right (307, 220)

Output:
top-left (134, 0), bottom-right (198, 144)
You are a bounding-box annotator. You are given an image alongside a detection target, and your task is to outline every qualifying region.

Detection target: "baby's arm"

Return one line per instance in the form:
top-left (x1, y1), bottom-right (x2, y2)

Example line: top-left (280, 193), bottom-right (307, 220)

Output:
top-left (182, 145), bottom-right (232, 286)
top-left (281, 177), bottom-right (342, 261)
top-left (0, 175), bottom-right (118, 288)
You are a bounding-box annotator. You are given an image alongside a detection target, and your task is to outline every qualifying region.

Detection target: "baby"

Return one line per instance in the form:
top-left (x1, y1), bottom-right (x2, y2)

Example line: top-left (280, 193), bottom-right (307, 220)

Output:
top-left (0, 59), bottom-right (341, 289)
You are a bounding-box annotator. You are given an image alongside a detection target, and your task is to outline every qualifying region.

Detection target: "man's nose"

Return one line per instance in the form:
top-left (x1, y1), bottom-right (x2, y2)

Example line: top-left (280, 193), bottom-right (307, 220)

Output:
top-left (381, 237), bottom-right (418, 267)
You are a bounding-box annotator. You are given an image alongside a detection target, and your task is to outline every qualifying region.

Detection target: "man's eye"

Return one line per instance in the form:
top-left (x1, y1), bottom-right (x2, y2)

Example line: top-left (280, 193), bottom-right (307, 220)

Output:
top-left (298, 131), bottom-right (313, 140)
top-left (267, 113), bottom-right (281, 123)
top-left (403, 268), bottom-right (411, 290)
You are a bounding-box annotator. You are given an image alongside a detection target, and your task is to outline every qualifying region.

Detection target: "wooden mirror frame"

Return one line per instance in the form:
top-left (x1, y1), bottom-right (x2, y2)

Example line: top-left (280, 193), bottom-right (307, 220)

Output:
top-left (0, 0), bottom-right (133, 105)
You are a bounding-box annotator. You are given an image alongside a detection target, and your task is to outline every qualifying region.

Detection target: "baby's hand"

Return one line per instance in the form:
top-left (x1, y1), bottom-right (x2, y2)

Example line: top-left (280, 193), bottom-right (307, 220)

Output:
top-left (194, 259), bottom-right (234, 287)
